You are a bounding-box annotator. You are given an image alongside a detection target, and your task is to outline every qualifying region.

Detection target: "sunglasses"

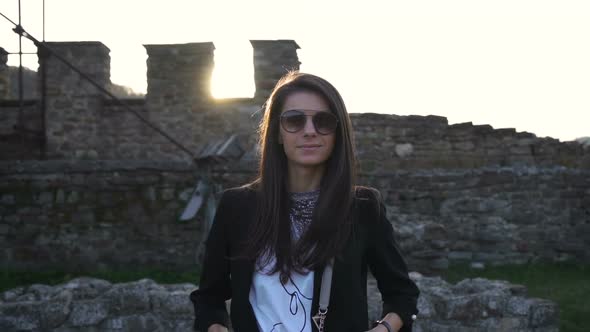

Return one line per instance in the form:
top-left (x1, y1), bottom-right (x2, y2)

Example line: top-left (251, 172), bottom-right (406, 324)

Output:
top-left (280, 110), bottom-right (339, 135)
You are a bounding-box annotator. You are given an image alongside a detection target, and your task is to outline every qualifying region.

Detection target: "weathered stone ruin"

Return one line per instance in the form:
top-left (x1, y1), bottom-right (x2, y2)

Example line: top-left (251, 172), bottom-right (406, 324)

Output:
top-left (1, 39), bottom-right (588, 331)
top-left (0, 275), bottom-right (558, 332)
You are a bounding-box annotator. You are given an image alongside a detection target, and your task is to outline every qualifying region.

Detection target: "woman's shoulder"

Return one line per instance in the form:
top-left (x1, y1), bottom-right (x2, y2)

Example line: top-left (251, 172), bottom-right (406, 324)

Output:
top-left (352, 185), bottom-right (384, 217)
top-left (219, 182), bottom-right (259, 204)
top-left (353, 185), bottom-right (382, 203)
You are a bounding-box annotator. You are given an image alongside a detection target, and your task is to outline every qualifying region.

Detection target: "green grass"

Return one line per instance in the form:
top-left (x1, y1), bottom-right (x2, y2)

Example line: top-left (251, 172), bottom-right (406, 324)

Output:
top-left (0, 268), bottom-right (200, 293)
top-left (443, 262), bottom-right (590, 332)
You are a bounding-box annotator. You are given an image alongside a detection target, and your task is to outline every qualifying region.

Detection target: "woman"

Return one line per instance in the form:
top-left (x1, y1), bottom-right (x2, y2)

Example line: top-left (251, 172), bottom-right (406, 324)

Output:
top-left (190, 72), bottom-right (419, 332)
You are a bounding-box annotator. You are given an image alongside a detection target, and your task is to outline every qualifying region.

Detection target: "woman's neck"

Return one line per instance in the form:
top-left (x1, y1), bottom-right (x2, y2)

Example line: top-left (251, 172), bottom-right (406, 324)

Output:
top-left (287, 164), bottom-right (325, 193)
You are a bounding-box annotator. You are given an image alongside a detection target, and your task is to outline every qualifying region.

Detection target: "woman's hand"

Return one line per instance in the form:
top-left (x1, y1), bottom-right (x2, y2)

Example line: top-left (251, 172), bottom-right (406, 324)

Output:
top-left (207, 324), bottom-right (228, 332)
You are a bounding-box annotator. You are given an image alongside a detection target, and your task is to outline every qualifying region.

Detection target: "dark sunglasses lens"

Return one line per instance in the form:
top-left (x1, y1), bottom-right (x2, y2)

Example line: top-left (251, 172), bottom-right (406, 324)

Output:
top-left (281, 112), bottom-right (306, 132)
top-left (313, 112), bottom-right (338, 134)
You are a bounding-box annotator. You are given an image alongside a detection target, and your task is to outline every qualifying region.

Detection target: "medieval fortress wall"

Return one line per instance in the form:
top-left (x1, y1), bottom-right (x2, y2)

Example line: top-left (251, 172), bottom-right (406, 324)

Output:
top-left (0, 41), bottom-right (589, 274)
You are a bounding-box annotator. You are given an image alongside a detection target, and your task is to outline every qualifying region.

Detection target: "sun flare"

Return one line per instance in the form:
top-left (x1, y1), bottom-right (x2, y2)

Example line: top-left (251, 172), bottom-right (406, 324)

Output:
top-left (210, 40), bottom-right (255, 99)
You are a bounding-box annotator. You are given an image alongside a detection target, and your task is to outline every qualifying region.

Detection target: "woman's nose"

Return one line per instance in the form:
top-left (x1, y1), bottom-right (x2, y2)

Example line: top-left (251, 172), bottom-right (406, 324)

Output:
top-left (302, 116), bottom-right (317, 135)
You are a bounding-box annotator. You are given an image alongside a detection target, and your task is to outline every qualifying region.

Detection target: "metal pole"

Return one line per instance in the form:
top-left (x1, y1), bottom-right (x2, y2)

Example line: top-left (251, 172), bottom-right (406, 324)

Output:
top-left (40, 0), bottom-right (47, 158)
top-left (42, 0), bottom-right (45, 41)
top-left (17, 0), bottom-right (24, 147)
top-left (39, 48), bottom-right (47, 159)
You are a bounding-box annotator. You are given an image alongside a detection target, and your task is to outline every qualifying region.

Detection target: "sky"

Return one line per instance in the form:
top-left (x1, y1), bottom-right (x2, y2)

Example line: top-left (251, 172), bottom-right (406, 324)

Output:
top-left (1, 0), bottom-right (589, 142)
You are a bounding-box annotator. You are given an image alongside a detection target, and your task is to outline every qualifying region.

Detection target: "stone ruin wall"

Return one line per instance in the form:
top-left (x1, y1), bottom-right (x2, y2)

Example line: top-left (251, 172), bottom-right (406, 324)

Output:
top-left (0, 275), bottom-right (559, 332)
top-left (2, 40), bottom-right (587, 165)
top-left (0, 47), bottom-right (41, 160)
top-left (0, 161), bottom-right (201, 272)
top-left (0, 40), bottom-right (589, 274)
top-left (0, 40), bottom-right (301, 161)
top-left (0, 39), bottom-right (586, 331)
top-left (1, 161), bottom-right (589, 274)
top-left (0, 101), bottom-right (40, 160)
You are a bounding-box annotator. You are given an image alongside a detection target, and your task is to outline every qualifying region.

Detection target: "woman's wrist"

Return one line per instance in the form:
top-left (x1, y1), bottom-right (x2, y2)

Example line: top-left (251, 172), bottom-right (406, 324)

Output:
top-left (375, 312), bottom-right (403, 332)
top-left (374, 321), bottom-right (392, 332)
top-left (207, 323), bottom-right (228, 332)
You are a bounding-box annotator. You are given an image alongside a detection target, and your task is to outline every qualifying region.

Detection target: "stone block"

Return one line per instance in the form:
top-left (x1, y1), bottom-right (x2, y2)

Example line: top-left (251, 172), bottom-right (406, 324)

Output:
top-left (150, 290), bottom-right (193, 317)
top-left (395, 143), bottom-right (414, 158)
top-left (66, 191), bottom-right (80, 204)
top-left (55, 189), bottom-right (66, 204)
top-left (0, 302), bottom-right (42, 330)
top-left (68, 300), bottom-right (109, 326)
top-left (1, 287), bottom-right (25, 302)
top-left (71, 210), bottom-right (96, 224)
top-left (506, 296), bottom-right (532, 316)
top-left (101, 279), bottom-right (156, 316)
top-left (106, 313), bottom-right (161, 331)
top-left (429, 257), bottom-right (450, 270)
top-left (126, 203), bottom-right (148, 220)
top-left (58, 278), bottom-right (112, 301)
top-left (35, 191), bottom-right (54, 205)
top-left (39, 290), bottom-right (72, 329)
top-left (528, 299), bottom-right (559, 327)
top-left (0, 195), bottom-right (16, 205)
top-left (143, 186), bottom-right (157, 202)
top-left (161, 188), bottom-right (175, 201)
top-left (97, 192), bottom-right (118, 207)
top-left (480, 317), bottom-right (524, 330)
top-left (448, 251), bottom-right (473, 261)
top-left (17, 206), bottom-right (42, 216)
top-left (0, 224), bottom-right (8, 235)
top-left (473, 252), bottom-right (506, 262)
top-left (453, 141), bottom-right (475, 151)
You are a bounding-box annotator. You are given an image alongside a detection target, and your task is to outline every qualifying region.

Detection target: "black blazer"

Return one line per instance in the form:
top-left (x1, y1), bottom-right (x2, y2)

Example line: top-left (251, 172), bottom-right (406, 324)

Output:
top-left (190, 185), bottom-right (419, 332)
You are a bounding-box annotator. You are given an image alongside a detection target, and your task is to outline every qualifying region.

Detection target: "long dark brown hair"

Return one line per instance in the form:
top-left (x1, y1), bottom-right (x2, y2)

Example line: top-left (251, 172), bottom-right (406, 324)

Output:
top-left (244, 72), bottom-right (358, 280)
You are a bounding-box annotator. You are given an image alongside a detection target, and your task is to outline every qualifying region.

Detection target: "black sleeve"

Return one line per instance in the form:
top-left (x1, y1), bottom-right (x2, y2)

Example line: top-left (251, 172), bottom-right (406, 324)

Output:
top-left (190, 190), bottom-right (233, 331)
top-left (366, 197), bottom-right (419, 332)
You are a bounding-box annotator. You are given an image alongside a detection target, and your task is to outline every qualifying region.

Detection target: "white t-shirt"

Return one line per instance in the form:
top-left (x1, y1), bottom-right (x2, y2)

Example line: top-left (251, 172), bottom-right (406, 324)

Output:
top-left (249, 190), bottom-right (319, 332)
top-left (249, 256), bottom-right (314, 332)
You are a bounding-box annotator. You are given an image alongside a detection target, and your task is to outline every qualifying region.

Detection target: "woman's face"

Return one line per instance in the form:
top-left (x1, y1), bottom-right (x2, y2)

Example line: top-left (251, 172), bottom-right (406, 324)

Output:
top-left (278, 90), bottom-right (336, 171)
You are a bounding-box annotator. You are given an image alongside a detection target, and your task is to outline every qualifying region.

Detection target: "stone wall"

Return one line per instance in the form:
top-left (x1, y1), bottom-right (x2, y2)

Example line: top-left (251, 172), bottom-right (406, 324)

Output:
top-left (1, 160), bottom-right (589, 273)
top-left (41, 42), bottom-right (111, 160)
top-left (351, 113), bottom-right (590, 171)
top-left (0, 40), bottom-right (300, 161)
top-left (94, 99), bottom-right (260, 161)
top-left (0, 274), bottom-right (559, 332)
top-left (0, 100), bottom-right (42, 160)
top-left (1, 40), bottom-right (588, 168)
top-left (251, 40), bottom-right (300, 101)
top-left (374, 167), bottom-right (590, 272)
top-left (145, 43), bottom-right (215, 107)
top-left (214, 161), bottom-right (590, 271)
top-left (371, 273), bottom-right (559, 332)
top-left (0, 278), bottom-right (195, 332)
top-left (0, 161), bottom-right (206, 271)
top-left (0, 38), bottom-right (589, 271)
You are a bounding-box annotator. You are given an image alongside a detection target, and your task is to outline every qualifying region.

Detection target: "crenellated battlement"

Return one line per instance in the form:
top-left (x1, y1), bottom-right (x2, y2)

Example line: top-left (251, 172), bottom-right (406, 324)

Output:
top-left (0, 40), bottom-right (588, 169)
top-left (0, 40), bottom-right (302, 161)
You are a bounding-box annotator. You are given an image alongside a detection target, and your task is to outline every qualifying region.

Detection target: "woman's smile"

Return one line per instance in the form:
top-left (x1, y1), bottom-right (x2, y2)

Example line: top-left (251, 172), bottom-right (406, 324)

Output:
top-left (298, 144), bottom-right (322, 149)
